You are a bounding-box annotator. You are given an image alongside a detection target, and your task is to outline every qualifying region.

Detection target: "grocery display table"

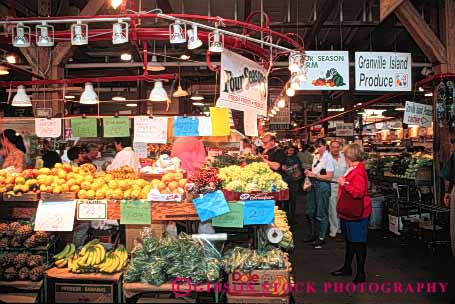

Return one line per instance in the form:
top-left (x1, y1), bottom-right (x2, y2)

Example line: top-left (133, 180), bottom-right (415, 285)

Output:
top-left (45, 267), bottom-right (123, 303)
top-left (0, 280), bottom-right (43, 303)
top-left (123, 281), bottom-right (220, 303)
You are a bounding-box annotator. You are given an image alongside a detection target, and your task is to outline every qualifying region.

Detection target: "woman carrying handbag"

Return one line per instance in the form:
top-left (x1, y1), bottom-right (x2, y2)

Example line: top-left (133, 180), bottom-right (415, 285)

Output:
top-left (331, 144), bottom-right (372, 283)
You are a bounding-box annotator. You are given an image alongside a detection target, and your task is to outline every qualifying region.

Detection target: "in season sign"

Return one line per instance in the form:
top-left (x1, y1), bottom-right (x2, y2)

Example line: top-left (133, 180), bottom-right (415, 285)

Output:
top-left (355, 52), bottom-right (412, 91)
top-left (301, 51), bottom-right (349, 91)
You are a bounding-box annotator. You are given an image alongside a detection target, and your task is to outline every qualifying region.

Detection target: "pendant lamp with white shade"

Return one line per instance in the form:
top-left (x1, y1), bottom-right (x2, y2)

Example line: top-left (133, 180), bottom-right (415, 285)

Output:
top-left (11, 85), bottom-right (32, 107)
top-left (80, 82), bottom-right (99, 104)
top-left (149, 80), bottom-right (168, 102)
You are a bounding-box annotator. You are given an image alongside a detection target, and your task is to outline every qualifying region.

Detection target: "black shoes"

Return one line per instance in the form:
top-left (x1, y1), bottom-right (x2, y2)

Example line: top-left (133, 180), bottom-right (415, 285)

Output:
top-left (353, 273), bottom-right (366, 284)
top-left (303, 237), bottom-right (316, 243)
top-left (331, 267), bottom-right (353, 276)
top-left (312, 239), bottom-right (325, 249)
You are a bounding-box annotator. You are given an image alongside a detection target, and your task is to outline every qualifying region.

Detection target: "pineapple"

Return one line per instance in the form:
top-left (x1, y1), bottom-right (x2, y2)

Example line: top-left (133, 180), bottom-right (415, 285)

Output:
top-left (9, 236), bottom-right (22, 248)
top-left (0, 253), bottom-right (8, 267)
top-left (0, 223), bottom-right (8, 237)
top-left (0, 238), bottom-right (8, 248)
top-left (14, 253), bottom-right (29, 269)
top-left (15, 224), bottom-right (33, 241)
top-left (4, 267), bottom-right (17, 281)
top-left (18, 267), bottom-right (29, 280)
top-left (29, 266), bottom-right (44, 281)
top-left (4, 253), bottom-right (16, 267)
top-left (6, 222), bottom-right (21, 237)
top-left (24, 235), bottom-right (37, 248)
top-left (27, 255), bottom-right (43, 268)
top-left (34, 231), bottom-right (50, 244)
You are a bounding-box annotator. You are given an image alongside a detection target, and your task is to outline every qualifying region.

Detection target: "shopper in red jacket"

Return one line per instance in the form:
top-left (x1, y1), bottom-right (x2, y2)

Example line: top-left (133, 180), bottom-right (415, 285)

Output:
top-left (331, 144), bottom-right (372, 284)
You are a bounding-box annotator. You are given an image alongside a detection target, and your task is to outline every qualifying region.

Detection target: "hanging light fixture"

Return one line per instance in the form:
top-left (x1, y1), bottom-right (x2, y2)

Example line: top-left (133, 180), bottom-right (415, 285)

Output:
top-left (65, 95), bottom-right (76, 99)
top-left (290, 79), bottom-right (300, 90)
top-left (11, 85), bottom-right (32, 107)
top-left (273, 106), bottom-right (279, 112)
top-left (112, 96), bottom-right (126, 101)
top-left (126, 103), bottom-right (137, 107)
top-left (209, 30), bottom-right (224, 53)
top-left (112, 20), bottom-right (128, 44)
top-left (271, 109), bottom-right (277, 115)
top-left (179, 52), bottom-right (191, 60)
top-left (173, 64), bottom-right (189, 98)
top-left (147, 55), bottom-right (165, 71)
top-left (120, 53), bottom-right (132, 61)
top-left (268, 113), bottom-right (274, 118)
top-left (80, 82), bottom-right (99, 104)
top-left (71, 21), bottom-right (88, 45)
top-left (192, 101), bottom-right (205, 106)
top-left (187, 25), bottom-right (202, 50)
top-left (149, 80), bottom-right (168, 102)
top-left (111, 0), bottom-right (123, 9)
top-left (36, 22), bottom-right (54, 47)
top-left (288, 51), bottom-right (303, 73)
top-left (286, 86), bottom-right (295, 97)
top-left (190, 91), bottom-right (204, 101)
top-left (295, 66), bottom-right (307, 82)
top-left (12, 23), bottom-right (31, 47)
top-left (277, 97), bottom-right (286, 108)
top-left (169, 20), bottom-right (186, 44)
top-left (0, 66), bottom-right (9, 75)
top-left (5, 54), bottom-right (16, 64)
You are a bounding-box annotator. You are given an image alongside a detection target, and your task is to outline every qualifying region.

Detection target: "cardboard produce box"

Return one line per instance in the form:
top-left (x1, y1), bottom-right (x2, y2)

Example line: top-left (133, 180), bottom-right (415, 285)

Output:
top-left (227, 295), bottom-right (289, 304)
top-left (228, 270), bottom-right (290, 297)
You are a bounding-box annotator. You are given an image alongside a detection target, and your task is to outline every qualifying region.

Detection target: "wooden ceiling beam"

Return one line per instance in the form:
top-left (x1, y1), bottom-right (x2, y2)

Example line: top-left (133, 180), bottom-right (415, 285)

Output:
top-left (393, 0), bottom-right (447, 64)
top-left (304, 0), bottom-right (339, 49)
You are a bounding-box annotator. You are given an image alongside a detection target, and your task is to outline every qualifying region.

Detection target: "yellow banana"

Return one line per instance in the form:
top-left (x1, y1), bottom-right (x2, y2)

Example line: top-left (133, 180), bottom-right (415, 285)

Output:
top-left (95, 244), bottom-right (106, 263)
top-left (55, 258), bottom-right (67, 268)
top-left (100, 257), bottom-right (113, 272)
top-left (92, 246), bottom-right (100, 265)
top-left (107, 255), bottom-right (120, 273)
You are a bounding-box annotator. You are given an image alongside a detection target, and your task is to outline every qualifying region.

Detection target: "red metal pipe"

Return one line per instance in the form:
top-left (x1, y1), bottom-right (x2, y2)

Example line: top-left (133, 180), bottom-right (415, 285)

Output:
top-left (206, 49), bottom-right (220, 72)
top-left (0, 74), bottom-right (176, 87)
top-left (2, 63), bottom-right (47, 80)
top-left (293, 93), bottom-right (402, 131)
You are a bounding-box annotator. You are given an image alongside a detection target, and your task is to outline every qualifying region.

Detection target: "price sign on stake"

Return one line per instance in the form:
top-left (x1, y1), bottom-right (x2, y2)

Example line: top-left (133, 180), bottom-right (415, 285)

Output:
top-left (120, 200), bottom-right (151, 224)
top-left (193, 190), bottom-right (230, 222)
top-left (34, 200), bottom-right (77, 231)
top-left (77, 200), bottom-right (107, 220)
top-left (243, 200), bottom-right (275, 225)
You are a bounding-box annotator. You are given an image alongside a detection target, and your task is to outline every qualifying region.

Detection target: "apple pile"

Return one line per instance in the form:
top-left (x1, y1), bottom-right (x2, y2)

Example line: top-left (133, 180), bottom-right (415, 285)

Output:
top-left (0, 164), bottom-right (187, 201)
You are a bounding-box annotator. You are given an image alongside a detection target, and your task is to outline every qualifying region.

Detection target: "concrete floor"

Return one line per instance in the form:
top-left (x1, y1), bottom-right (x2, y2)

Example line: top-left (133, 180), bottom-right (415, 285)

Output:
top-left (292, 204), bottom-right (452, 304)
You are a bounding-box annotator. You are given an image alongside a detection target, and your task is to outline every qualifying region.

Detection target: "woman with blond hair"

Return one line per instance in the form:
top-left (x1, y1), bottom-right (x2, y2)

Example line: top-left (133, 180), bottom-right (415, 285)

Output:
top-left (331, 144), bottom-right (372, 283)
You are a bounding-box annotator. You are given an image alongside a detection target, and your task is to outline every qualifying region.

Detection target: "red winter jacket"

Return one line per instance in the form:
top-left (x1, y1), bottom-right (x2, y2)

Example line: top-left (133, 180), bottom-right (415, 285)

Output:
top-left (337, 162), bottom-right (372, 220)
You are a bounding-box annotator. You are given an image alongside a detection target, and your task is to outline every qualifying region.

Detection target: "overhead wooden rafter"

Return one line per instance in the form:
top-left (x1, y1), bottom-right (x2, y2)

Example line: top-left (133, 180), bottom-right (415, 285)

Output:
top-left (380, 0), bottom-right (405, 22)
top-left (393, 0), bottom-right (447, 64)
top-left (304, 0), bottom-right (339, 49)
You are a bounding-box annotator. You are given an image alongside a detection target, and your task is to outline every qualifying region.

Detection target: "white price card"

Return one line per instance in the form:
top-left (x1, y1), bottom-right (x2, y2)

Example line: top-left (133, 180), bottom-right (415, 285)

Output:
top-left (35, 118), bottom-right (62, 138)
top-left (77, 199), bottom-right (108, 220)
top-left (34, 200), bottom-right (76, 232)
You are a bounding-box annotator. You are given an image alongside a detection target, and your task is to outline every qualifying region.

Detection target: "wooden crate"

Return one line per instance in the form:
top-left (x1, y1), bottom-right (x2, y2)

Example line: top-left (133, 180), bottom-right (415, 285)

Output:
top-left (222, 189), bottom-right (290, 202)
top-left (228, 269), bottom-right (290, 297)
top-left (3, 193), bottom-right (39, 202)
top-left (40, 192), bottom-right (77, 201)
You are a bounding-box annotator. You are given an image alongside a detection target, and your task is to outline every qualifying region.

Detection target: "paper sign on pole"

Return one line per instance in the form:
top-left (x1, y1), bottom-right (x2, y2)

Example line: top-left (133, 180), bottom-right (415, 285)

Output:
top-left (300, 51), bottom-right (350, 91)
top-left (212, 202), bottom-right (244, 228)
top-left (216, 50), bottom-right (268, 115)
top-left (71, 118), bottom-right (98, 137)
top-left (403, 101), bottom-right (432, 127)
top-left (133, 116), bottom-right (168, 143)
top-left (210, 107), bottom-right (231, 136)
top-left (243, 111), bottom-right (258, 136)
top-left (120, 200), bottom-right (151, 224)
top-left (335, 122), bottom-right (354, 137)
top-left (77, 199), bottom-right (107, 220)
top-left (243, 200), bottom-right (275, 225)
top-left (198, 117), bottom-right (213, 136)
top-left (173, 117), bottom-right (199, 137)
top-left (35, 118), bottom-right (62, 138)
top-left (355, 52), bottom-right (412, 91)
top-left (103, 117), bottom-right (130, 137)
top-left (34, 200), bottom-right (77, 231)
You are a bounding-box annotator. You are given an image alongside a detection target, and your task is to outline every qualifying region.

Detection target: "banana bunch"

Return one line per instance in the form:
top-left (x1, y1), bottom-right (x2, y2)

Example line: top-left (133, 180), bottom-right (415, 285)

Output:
top-left (54, 243), bottom-right (76, 268)
top-left (274, 207), bottom-right (294, 250)
top-left (97, 246), bottom-right (128, 273)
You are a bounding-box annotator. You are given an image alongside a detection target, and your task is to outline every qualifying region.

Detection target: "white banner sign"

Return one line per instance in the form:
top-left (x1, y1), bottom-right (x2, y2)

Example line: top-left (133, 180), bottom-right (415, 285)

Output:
top-left (133, 116), bottom-right (168, 143)
top-left (216, 50), bottom-right (268, 115)
top-left (244, 111), bottom-right (258, 136)
top-left (335, 122), bottom-right (354, 137)
top-left (35, 118), bottom-right (62, 138)
top-left (355, 52), bottom-right (412, 91)
top-left (403, 101), bottom-right (432, 127)
top-left (300, 51), bottom-right (349, 91)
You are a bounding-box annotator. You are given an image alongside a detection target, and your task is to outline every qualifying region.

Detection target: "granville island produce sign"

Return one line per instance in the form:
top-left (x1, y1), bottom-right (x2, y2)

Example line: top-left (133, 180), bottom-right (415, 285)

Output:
top-left (355, 52), bottom-right (412, 91)
top-left (216, 50), bottom-right (268, 116)
top-left (300, 51), bottom-right (349, 91)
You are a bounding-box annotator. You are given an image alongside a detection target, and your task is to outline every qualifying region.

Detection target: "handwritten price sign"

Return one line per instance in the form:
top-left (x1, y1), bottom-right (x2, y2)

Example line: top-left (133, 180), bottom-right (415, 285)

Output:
top-left (103, 117), bottom-right (130, 137)
top-left (120, 200), bottom-right (151, 224)
top-left (133, 116), bottom-right (168, 143)
top-left (35, 118), bottom-right (62, 138)
top-left (77, 200), bottom-right (107, 220)
top-left (34, 200), bottom-right (77, 231)
top-left (243, 200), bottom-right (275, 225)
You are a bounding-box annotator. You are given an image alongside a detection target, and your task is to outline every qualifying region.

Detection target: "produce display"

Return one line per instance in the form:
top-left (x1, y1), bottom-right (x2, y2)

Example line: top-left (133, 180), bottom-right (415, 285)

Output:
top-left (0, 252), bottom-right (45, 281)
top-left (218, 162), bottom-right (288, 193)
top-left (140, 155), bottom-right (182, 175)
top-left (53, 240), bottom-right (128, 274)
top-left (369, 152), bottom-right (433, 180)
top-left (273, 207), bottom-right (294, 250)
top-left (222, 246), bottom-right (291, 274)
top-left (148, 171), bottom-right (187, 196)
top-left (186, 167), bottom-right (222, 194)
top-left (209, 154), bottom-right (263, 168)
top-left (0, 222), bottom-right (50, 249)
top-left (125, 233), bottom-right (221, 285)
